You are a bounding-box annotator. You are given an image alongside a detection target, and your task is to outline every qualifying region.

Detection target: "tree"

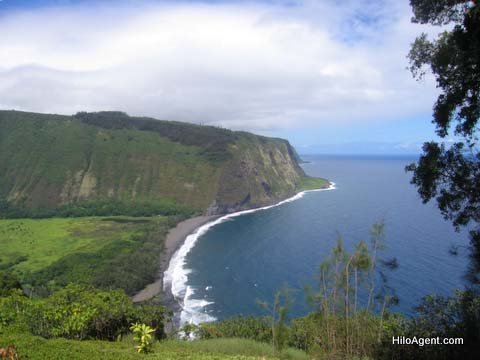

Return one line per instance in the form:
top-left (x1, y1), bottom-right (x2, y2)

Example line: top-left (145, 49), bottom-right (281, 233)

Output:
top-left (406, 0), bottom-right (480, 283)
top-left (305, 222), bottom-right (398, 357)
top-left (257, 286), bottom-right (293, 356)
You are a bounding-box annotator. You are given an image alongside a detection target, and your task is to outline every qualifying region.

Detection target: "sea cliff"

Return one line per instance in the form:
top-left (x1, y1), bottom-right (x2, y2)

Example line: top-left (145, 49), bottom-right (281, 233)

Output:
top-left (0, 110), bottom-right (327, 216)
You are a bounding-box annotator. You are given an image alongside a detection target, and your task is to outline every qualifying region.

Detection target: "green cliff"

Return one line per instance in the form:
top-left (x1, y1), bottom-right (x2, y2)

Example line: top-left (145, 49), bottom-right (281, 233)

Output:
top-left (0, 110), bottom-right (327, 216)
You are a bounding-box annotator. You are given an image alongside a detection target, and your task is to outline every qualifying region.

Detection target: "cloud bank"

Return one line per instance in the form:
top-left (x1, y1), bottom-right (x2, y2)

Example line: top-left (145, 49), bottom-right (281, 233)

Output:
top-left (0, 0), bottom-right (437, 132)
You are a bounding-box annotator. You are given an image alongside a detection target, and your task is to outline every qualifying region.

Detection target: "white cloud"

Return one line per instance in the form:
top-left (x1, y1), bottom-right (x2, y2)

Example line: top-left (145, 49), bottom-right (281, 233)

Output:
top-left (0, 0), bottom-right (438, 131)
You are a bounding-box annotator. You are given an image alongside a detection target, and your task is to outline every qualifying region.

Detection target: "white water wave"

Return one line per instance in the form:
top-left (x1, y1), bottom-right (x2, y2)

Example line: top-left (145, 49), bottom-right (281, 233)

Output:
top-left (163, 182), bottom-right (336, 326)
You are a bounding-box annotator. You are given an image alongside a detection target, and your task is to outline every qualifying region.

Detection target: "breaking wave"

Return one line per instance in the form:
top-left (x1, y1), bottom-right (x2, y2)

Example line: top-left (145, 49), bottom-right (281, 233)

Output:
top-left (163, 182), bottom-right (336, 326)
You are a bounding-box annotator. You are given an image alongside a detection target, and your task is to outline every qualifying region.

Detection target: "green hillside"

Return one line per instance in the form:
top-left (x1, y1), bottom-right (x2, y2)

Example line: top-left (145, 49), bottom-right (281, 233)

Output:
top-left (0, 110), bottom-right (327, 217)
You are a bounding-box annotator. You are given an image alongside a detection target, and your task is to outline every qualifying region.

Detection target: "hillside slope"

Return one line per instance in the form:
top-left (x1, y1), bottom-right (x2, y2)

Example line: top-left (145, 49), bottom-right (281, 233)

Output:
top-left (0, 110), bottom-right (327, 216)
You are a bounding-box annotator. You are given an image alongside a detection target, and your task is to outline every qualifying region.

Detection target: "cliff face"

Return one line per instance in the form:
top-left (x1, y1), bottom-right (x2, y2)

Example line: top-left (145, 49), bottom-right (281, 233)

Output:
top-left (209, 134), bottom-right (305, 214)
top-left (0, 111), bottom-right (324, 215)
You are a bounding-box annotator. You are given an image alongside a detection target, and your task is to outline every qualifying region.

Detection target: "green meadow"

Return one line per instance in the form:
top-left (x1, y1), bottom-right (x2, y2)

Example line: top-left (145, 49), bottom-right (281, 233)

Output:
top-left (0, 217), bottom-right (139, 273)
top-left (0, 216), bottom-right (174, 295)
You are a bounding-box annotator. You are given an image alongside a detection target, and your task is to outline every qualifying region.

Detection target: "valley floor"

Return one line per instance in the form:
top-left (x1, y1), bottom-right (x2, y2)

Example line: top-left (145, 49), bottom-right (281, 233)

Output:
top-left (0, 216), bottom-right (174, 296)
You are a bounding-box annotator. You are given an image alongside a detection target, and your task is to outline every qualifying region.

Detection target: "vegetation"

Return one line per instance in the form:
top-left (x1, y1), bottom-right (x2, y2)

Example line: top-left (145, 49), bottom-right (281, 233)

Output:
top-left (195, 223), bottom-right (399, 359)
top-left (0, 110), bottom-right (315, 216)
top-left (0, 285), bottom-right (306, 359)
top-left (257, 287), bottom-right (293, 356)
top-left (381, 289), bottom-right (480, 360)
top-left (3, 101), bottom-right (475, 359)
top-left (300, 222), bottom-right (398, 358)
top-left (404, 3), bottom-right (480, 357)
top-left (0, 272), bottom-right (21, 297)
top-left (73, 111), bottom-right (237, 161)
top-left (0, 285), bottom-right (167, 340)
top-left (1, 220), bottom-right (478, 359)
top-left (0, 331), bottom-right (300, 360)
top-left (297, 176), bottom-right (330, 191)
top-left (195, 316), bottom-right (272, 344)
top-left (0, 198), bottom-right (197, 219)
top-left (178, 338), bottom-right (308, 360)
top-left (196, 290), bottom-right (478, 360)
top-left (0, 110), bottom-right (328, 359)
top-left (406, 0), bottom-right (480, 284)
top-left (0, 216), bottom-right (178, 295)
top-left (4, 5), bottom-right (477, 358)
top-left (130, 323), bottom-right (156, 353)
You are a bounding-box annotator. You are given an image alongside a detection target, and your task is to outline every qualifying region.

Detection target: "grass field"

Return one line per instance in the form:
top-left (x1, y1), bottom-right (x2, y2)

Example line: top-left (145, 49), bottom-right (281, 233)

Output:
top-left (0, 216), bottom-right (172, 294)
top-left (0, 217), bottom-right (142, 273)
top-left (0, 329), bottom-right (308, 360)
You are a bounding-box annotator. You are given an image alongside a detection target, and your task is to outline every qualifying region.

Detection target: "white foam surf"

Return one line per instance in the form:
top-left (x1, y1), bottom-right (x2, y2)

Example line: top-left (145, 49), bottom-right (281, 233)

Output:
top-left (163, 182), bottom-right (336, 326)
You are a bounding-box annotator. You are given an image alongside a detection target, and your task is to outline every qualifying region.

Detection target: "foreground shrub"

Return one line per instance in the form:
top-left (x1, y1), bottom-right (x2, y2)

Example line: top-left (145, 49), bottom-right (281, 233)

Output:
top-left (130, 323), bottom-right (155, 353)
top-left (196, 316), bottom-right (272, 343)
top-left (0, 284), bottom-right (167, 341)
top-left (289, 311), bottom-right (403, 359)
top-left (194, 312), bottom-right (404, 359)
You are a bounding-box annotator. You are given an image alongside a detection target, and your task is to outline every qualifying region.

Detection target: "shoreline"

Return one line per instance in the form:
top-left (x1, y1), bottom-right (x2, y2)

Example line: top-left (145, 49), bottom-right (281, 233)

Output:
top-left (133, 181), bottom-right (335, 327)
top-left (132, 215), bottom-right (219, 303)
top-left (163, 181), bottom-right (336, 326)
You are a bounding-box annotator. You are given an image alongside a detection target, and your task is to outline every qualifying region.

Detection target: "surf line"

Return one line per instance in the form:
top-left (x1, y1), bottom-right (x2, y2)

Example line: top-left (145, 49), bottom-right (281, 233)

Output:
top-left (163, 182), bottom-right (337, 326)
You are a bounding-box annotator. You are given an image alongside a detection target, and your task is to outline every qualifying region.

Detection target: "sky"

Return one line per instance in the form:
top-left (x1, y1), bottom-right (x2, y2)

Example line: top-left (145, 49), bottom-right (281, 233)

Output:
top-left (0, 0), bottom-right (445, 154)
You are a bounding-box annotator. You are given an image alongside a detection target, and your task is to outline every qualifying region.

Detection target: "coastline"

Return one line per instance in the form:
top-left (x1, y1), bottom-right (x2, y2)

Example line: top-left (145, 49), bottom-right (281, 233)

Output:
top-left (163, 181), bottom-right (336, 326)
top-left (132, 215), bottom-right (219, 303)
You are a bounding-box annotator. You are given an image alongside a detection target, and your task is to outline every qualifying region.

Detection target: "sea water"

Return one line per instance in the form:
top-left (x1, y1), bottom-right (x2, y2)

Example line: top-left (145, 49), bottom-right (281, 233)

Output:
top-left (166, 155), bottom-right (470, 324)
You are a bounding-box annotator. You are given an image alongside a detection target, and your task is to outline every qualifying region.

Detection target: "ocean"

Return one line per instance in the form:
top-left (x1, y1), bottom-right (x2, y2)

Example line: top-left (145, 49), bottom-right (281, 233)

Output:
top-left (164, 154), bottom-right (470, 325)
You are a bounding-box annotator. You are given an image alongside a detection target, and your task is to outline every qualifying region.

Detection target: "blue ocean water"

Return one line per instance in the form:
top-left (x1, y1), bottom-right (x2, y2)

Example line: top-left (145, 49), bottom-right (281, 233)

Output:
top-left (181, 154), bottom-right (470, 321)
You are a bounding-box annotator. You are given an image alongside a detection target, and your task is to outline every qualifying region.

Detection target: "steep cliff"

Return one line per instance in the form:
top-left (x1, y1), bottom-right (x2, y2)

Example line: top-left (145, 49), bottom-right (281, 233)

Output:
top-left (0, 110), bottom-right (328, 216)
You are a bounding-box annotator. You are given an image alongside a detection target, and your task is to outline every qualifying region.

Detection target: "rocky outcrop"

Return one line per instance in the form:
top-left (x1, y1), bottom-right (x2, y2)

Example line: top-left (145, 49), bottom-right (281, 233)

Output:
top-left (211, 134), bottom-right (305, 214)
